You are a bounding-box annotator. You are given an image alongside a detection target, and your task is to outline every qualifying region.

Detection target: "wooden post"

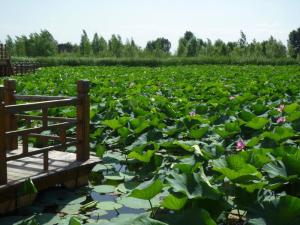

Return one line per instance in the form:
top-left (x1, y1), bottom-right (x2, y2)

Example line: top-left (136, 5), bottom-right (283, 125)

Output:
top-left (0, 101), bottom-right (7, 185)
top-left (39, 108), bottom-right (48, 147)
top-left (60, 127), bottom-right (66, 151)
top-left (0, 44), bottom-right (4, 76)
top-left (23, 118), bottom-right (31, 154)
top-left (0, 86), bottom-right (4, 102)
top-left (43, 151), bottom-right (49, 171)
top-left (4, 80), bottom-right (17, 150)
top-left (0, 44), bottom-right (3, 59)
top-left (4, 45), bottom-right (8, 58)
top-left (76, 80), bottom-right (90, 161)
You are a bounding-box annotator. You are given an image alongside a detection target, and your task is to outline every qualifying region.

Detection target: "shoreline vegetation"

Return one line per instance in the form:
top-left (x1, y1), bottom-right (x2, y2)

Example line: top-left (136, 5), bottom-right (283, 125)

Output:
top-left (12, 56), bottom-right (300, 67)
top-left (3, 28), bottom-right (300, 67)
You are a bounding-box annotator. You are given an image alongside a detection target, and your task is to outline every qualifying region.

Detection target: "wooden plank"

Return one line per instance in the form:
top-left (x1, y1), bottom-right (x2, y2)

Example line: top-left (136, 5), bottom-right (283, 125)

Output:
top-left (5, 98), bottom-right (78, 113)
top-left (5, 121), bottom-right (77, 137)
top-left (29, 133), bottom-right (76, 142)
top-left (6, 141), bottom-right (77, 161)
top-left (3, 148), bottom-right (100, 184)
top-left (15, 95), bottom-right (73, 101)
top-left (0, 148), bottom-right (100, 214)
top-left (16, 114), bottom-right (76, 123)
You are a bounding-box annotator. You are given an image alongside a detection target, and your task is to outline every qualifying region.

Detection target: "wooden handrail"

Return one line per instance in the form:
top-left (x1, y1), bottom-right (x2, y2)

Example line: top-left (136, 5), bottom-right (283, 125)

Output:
top-left (5, 98), bottom-right (78, 113)
top-left (6, 141), bottom-right (78, 161)
top-left (16, 114), bottom-right (77, 123)
top-left (0, 44), bottom-right (8, 59)
top-left (0, 79), bottom-right (90, 185)
top-left (15, 95), bottom-right (74, 102)
top-left (29, 133), bottom-right (76, 142)
top-left (5, 121), bottom-right (77, 137)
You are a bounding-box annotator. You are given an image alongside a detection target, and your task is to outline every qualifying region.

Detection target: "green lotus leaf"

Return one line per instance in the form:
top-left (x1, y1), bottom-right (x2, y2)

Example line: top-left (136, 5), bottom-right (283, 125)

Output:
top-left (130, 179), bottom-right (163, 200)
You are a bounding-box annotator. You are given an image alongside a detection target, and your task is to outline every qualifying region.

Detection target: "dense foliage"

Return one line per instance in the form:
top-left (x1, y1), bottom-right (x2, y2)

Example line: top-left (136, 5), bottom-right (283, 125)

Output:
top-left (288, 28), bottom-right (300, 58)
top-left (12, 56), bottom-right (300, 68)
top-left (2, 29), bottom-right (300, 59)
top-left (1, 65), bottom-right (300, 225)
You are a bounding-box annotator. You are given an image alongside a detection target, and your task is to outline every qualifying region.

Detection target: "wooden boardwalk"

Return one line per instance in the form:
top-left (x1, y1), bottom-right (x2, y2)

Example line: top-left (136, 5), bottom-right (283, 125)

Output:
top-left (0, 79), bottom-right (100, 214)
top-left (6, 148), bottom-right (99, 184)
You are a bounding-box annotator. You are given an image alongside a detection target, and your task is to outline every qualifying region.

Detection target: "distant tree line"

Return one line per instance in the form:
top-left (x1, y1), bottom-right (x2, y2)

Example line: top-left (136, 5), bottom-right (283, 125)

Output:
top-left (2, 28), bottom-right (300, 59)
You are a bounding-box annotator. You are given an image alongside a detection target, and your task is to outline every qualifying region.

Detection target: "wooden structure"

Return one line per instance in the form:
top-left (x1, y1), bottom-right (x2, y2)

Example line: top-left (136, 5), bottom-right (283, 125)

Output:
top-left (0, 44), bottom-right (13, 76)
top-left (0, 79), bottom-right (100, 214)
top-left (13, 61), bottom-right (39, 75)
top-left (0, 44), bottom-right (39, 77)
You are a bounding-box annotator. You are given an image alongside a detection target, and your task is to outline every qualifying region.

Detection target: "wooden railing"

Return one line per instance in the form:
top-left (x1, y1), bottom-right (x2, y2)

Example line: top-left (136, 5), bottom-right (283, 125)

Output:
top-left (13, 62), bottom-right (40, 75)
top-left (0, 79), bottom-right (90, 185)
top-left (0, 44), bottom-right (39, 77)
top-left (0, 44), bottom-right (13, 77)
top-left (0, 44), bottom-right (9, 59)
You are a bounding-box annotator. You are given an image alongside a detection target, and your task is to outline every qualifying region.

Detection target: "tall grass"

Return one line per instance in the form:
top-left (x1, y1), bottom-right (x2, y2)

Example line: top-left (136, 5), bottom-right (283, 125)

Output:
top-left (12, 56), bottom-right (300, 67)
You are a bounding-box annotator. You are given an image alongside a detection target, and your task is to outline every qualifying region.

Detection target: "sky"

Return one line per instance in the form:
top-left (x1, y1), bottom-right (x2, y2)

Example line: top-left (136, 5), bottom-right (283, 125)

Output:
top-left (0, 0), bottom-right (300, 51)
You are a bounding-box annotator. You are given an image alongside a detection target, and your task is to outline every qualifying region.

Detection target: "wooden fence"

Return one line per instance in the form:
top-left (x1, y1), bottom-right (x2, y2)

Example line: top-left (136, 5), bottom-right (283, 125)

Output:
top-left (0, 44), bottom-right (39, 77)
top-left (0, 79), bottom-right (90, 185)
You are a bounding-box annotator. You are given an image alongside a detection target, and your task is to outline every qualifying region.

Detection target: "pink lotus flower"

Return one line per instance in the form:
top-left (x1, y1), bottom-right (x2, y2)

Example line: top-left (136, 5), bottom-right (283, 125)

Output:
top-left (276, 117), bottom-right (286, 123)
top-left (229, 96), bottom-right (236, 100)
top-left (236, 139), bottom-right (246, 151)
top-left (189, 111), bottom-right (196, 116)
top-left (277, 104), bottom-right (285, 113)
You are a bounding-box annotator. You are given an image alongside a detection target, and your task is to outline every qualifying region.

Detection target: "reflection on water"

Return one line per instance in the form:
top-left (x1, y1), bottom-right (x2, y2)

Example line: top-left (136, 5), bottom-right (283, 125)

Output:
top-left (91, 191), bottom-right (145, 220)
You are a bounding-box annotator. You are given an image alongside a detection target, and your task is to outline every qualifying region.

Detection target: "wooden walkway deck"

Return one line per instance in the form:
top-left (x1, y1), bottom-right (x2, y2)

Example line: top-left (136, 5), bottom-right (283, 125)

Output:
top-left (0, 148), bottom-right (100, 214)
top-left (0, 79), bottom-right (100, 214)
top-left (5, 147), bottom-right (99, 185)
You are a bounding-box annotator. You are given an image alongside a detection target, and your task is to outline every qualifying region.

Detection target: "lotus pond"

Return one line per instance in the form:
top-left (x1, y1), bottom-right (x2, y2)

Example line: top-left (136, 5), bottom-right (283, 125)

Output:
top-left (1, 65), bottom-right (300, 225)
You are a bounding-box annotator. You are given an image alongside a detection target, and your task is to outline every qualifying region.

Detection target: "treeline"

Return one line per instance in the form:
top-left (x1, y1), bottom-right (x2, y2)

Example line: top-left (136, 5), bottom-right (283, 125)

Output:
top-left (2, 28), bottom-right (300, 59)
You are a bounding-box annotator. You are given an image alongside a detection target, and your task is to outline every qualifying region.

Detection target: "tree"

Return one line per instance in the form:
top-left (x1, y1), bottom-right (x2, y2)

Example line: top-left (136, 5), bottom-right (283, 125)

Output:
top-left (92, 33), bottom-right (100, 56)
top-left (5, 35), bottom-right (14, 56)
top-left (177, 38), bottom-right (187, 56)
top-left (80, 30), bottom-right (91, 56)
top-left (248, 39), bottom-right (263, 57)
top-left (239, 30), bottom-right (247, 48)
top-left (123, 39), bottom-right (140, 57)
top-left (264, 36), bottom-right (286, 58)
top-left (156, 38), bottom-right (171, 53)
top-left (177, 31), bottom-right (195, 56)
top-left (38, 30), bottom-right (58, 56)
top-left (288, 28), bottom-right (300, 58)
top-left (22, 30), bottom-right (57, 57)
top-left (186, 37), bottom-right (198, 57)
top-left (184, 31), bottom-right (195, 42)
top-left (205, 39), bottom-right (214, 56)
top-left (214, 39), bottom-right (228, 56)
top-left (146, 37), bottom-right (171, 55)
top-left (14, 36), bottom-right (27, 56)
top-left (58, 42), bottom-right (74, 54)
top-left (109, 35), bottom-right (123, 57)
top-left (98, 36), bottom-right (108, 56)
top-left (227, 42), bottom-right (238, 52)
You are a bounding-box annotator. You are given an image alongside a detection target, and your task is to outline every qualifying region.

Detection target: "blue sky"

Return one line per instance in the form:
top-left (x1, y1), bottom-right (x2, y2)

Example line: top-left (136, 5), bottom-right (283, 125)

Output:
top-left (1, 0), bottom-right (299, 50)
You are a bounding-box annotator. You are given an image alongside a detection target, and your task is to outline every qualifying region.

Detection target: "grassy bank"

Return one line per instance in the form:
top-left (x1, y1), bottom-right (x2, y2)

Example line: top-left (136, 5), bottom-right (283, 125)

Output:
top-left (12, 56), bottom-right (300, 67)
